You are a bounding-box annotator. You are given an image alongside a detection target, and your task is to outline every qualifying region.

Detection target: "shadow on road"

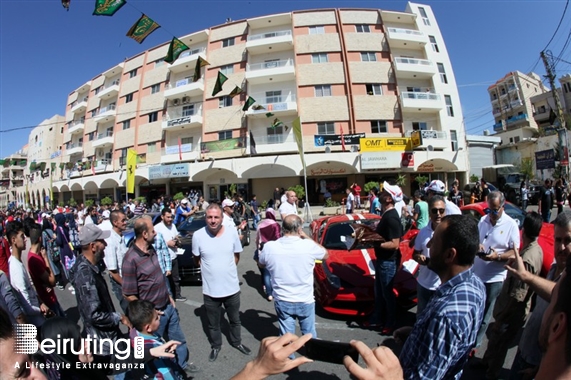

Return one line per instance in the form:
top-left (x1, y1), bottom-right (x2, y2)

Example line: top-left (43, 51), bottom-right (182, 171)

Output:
top-left (242, 269), bottom-right (266, 299)
top-left (240, 309), bottom-right (280, 341)
top-left (284, 368), bottom-right (342, 380)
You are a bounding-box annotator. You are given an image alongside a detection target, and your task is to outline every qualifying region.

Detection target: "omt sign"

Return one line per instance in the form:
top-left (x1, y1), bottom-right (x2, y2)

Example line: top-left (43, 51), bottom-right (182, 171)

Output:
top-left (359, 137), bottom-right (412, 152)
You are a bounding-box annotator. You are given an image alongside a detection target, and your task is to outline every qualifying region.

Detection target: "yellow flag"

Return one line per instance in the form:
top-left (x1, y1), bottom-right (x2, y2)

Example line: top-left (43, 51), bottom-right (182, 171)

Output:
top-left (127, 149), bottom-right (137, 194)
top-left (292, 117), bottom-right (306, 171)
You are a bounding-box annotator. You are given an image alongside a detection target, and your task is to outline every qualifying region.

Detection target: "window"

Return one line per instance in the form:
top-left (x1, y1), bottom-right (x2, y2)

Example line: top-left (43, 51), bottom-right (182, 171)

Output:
top-left (88, 132), bottom-right (95, 141)
top-left (155, 59), bottom-right (165, 68)
top-left (182, 104), bottom-right (195, 116)
top-left (450, 130), bottom-right (458, 151)
top-left (371, 121), bottom-right (387, 133)
top-left (412, 122), bottom-right (428, 131)
top-left (119, 148), bottom-right (127, 166)
top-left (148, 112), bottom-right (159, 123)
top-left (361, 52), bottom-right (377, 62)
top-left (309, 25), bottom-right (325, 34)
top-left (218, 131), bottom-right (232, 140)
top-left (122, 119), bottom-right (131, 130)
top-left (267, 125), bottom-right (284, 144)
top-left (181, 137), bottom-right (193, 145)
top-left (356, 24), bottom-right (370, 33)
top-left (366, 84), bottom-right (382, 95)
top-left (317, 122), bottom-right (335, 135)
top-left (220, 64), bottom-right (234, 75)
top-left (151, 84), bottom-right (160, 94)
top-left (222, 37), bottom-right (235, 47)
top-left (94, 86), bottom-right (101, 95)
top-left (129, 69), bottom-right (138, 78)
top-left (315, 85), bottom-right (332, 97)
top-left (219, 96), bottom-right (232, 108)
top-left (445, 95), bottom-right (454, 117)
top-left (311, 53), bottom-right (328, 63)
top-left (125, 93), bottom-right (133, 103)
top-left (418, 7), bottom-right (430, 25)
top-left (264, 59), bottom-right (280, 68)
top-left (91, 109), bottom-right (98, 118)
top-left (429, 36), bottom-right (439, 52)
top-left (437, 63), bottom-right (448, 84)
top-left (265, 90), bottom-right (282, 104)
top-left (147, 143), bottom-right (156, 153)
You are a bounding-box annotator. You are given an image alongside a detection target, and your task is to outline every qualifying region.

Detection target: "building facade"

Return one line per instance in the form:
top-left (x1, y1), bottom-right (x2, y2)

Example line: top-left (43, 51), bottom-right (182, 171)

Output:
top-left (7, 3), bottom-right (470, 207)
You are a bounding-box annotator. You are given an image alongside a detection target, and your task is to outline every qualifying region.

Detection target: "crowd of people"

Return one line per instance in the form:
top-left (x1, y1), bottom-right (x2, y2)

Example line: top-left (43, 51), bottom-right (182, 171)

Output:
top-left (0, 181), bottom-right (570, 380)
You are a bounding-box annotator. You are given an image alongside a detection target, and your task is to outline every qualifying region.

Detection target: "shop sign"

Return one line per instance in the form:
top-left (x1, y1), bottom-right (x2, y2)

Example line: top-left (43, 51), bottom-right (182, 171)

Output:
top-left (165, 144), bottom-right (192, 155)
top-left (535, 149), bottom-right (555, 170)
top-left (401, 152), bottom-right (414, 167)
top-left (314, 133), bottom-right (365, 147)
top-left (201, 137), bottom-right (245, 153)
top-left (361, 152), bottom-right (402, 170)
top-left (360, 137), bottom-right (412, 152)
top-left (149, 163), bottom-right (189, 180)
top-left (309, 168), bottom-right (347, 176)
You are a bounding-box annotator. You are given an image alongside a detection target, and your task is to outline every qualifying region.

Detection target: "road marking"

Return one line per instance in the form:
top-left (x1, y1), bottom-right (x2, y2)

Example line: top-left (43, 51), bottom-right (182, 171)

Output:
top-left (315, 321), bottom-right (357, 330)
top-left (184, 299), bottom-right (203, 308)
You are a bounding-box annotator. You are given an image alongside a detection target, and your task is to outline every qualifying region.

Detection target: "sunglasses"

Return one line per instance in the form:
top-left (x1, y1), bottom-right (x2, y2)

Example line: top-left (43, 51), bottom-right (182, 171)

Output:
top-left (485, 205), bottom-right (504, 215)
top-left (431, 208), bottom-right (445, 215)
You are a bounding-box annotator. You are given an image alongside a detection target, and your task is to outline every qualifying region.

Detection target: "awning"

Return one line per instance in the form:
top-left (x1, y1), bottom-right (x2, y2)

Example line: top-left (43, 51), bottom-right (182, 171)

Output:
top-left (416, 158), bottom-right (458, 172)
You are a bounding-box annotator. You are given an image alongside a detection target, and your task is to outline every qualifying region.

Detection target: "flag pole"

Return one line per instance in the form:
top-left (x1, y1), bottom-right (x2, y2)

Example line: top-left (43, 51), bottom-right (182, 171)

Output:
top-left (299, 117), bottom-right (312, 226)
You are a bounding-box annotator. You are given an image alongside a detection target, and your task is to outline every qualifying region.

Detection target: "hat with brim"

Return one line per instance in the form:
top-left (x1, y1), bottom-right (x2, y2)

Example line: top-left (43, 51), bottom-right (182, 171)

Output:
top-left (425, 180), bottom-right (446, 195)
top-left (79, 224), bottom-right (111, 246)
top-left (382, 181), bottom-right (403, 203)
top-left (221, 199), bottom-right (234, 208)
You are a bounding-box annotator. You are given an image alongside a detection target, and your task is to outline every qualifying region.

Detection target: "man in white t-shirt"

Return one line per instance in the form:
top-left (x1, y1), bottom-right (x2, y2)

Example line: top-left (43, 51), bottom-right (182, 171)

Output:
top-left (154, 209), bottom-right (185, 302)
top-left (259, 214), bottom-right (327, 340)
top-left (425, 180), bottom-right (461, 216)
top-left (192, 204), bottom-right (251, 362)
top-left (278, 191), bottom-right (298, 220)
top-left (473, 190), bottom-right (520, 350)
top-left (345, 188), bottom-right (355, 214)
top-left (102, 210), bottom-right (128, 312)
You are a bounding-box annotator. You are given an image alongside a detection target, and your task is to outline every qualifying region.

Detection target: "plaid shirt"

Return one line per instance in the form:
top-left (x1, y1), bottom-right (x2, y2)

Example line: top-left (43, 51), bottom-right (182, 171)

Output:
top-left (400, 267), bottom-right (485, 380)
top-left (153, 233), bottom-right (172, 274)
top-left (129, 328), bottom-right (183, 380)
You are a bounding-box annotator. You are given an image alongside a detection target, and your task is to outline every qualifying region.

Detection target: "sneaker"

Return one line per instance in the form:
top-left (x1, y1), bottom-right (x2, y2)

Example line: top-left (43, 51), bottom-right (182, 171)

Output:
top-left (184, 363), bottom-right (201, 375)
top-left (176, 296), bottom-right (187, 302)
top-left (267, 295), bottom-right (273, 301)
top-left (67, 285), bottom-right (74, 291)
top-left (57, 285), bottom-right (65, 290)
top-left (70, 289), bottom-right (76, 295)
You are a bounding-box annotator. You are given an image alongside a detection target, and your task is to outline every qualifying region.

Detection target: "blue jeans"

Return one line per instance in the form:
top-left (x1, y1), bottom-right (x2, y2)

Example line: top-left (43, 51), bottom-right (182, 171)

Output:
top-left (260, 267), bottom-right (273, 298)
top-left (203, 292), bottom-right (242, 349)
top-left (109, 275), bottom-right (128, 313)
top-left (541, 209), bottom-right (551, 223)
top-left (475, 281), bottom-right (503, 347)
top-left (274, 300), bottom-right (317, 338)
top-left (416, 284), bottom-right (435, 317)
top-left (156, 304), bottom-right (189, 369)
top-left (371, 259), bottom-right (397, 328)
top-left (252, 214), bottom-right (261, 229)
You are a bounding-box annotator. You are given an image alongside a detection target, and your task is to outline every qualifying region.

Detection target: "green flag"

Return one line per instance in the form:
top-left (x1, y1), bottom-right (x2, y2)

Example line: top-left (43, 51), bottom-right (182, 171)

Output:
top-left (93, 0), bottom-right (126, 16)
top-left (59, 163), bottom-right (65, 170)
top-left (164, 37), bottom-right (190, 64)
top-left (193, 57), bottom-right (210, 82)
top-left (0, 160), bottom-right (4, 166)
top-left (242, 96), bottom-right (255, 111)
top-left (51, 162), bottom-right (56, 171)
top-left (212, 71), bottom-right (228, 96)
top-left (29, 162), bottom-right (37, 171)
top-left (126, 14), bottom-right (160, 44)
top-left (18, 159), bottom-right (26, 166)
top-left (39, 162), bottom-right (47, 171)
top-left (265, 112), bottom-right (274, 118)
top-left (252, 104), bottom-right (265, 111)
top-left (271, 118), bottom-right (284, 129)
top-left (228, 86), bottom-right (243, 98)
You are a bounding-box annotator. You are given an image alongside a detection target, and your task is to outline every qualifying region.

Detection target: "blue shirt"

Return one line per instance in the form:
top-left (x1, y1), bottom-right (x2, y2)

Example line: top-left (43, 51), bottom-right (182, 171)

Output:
top-left (400, 267), bottom-right (486, 380)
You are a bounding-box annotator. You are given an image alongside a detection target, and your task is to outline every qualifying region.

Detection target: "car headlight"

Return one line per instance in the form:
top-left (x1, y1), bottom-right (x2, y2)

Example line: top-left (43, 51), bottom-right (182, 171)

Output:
top-left (322, 261), bottom-right (341, 289)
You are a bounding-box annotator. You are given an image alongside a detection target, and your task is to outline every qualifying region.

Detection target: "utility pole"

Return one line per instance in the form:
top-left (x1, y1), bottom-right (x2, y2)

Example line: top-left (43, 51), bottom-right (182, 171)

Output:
top-left (541, 50), bottom-right (568, 179)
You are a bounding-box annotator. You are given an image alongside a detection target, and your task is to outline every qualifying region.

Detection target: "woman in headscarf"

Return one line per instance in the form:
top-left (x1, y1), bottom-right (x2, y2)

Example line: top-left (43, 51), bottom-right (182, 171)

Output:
top-left (54, 213), bottom-right (75, 292)
top-left (42, 216), bottom-right (64, 290)
top-left (253, 207), bottom-right (281, 301)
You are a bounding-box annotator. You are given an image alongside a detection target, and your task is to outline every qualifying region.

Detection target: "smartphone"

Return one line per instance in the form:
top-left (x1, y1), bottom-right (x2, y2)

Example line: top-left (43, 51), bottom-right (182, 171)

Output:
top-left (299, 338), bottom-right (358, 365)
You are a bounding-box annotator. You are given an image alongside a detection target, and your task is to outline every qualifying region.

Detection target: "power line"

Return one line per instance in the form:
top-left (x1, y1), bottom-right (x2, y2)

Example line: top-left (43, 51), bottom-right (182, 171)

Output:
top-left (543, 0), bottom-right (570, 51)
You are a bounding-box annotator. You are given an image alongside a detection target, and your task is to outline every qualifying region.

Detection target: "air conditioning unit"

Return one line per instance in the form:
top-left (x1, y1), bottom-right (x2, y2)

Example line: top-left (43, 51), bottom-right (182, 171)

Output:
top-left (173, 98), bottom-right (181, 106)
top-left (182, 96), bottom-right (190, 104)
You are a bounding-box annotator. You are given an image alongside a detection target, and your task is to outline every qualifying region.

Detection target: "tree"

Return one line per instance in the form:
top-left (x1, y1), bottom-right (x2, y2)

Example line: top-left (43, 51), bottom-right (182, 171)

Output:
top-left (470, 174), bottom-right (479, 182)
top-left (519, 157), bottom-right (534, 181)
top-left (288, 185), bottom-right (305, 200)
top-left (364, 181), bottom-right (379, 193)
top-left (396, 174), bottom-right (406, 187)
top-left (100, 196), bottom-right (113, 206)
top-left (414, 175), bottom-right (429, 187)
top-left (85, 199), bottom-right (94, 208)
top-left (173, 192), bottom-right (185, 201)
top-left (68, 198), bottom-right (77, 207)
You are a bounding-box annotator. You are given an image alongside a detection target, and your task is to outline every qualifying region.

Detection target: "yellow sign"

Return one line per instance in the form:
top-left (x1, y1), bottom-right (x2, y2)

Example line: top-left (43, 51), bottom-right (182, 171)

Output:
top-left (410, 131), bottom-right (422, 149)
top-left (359, 137), bottom-right (412, 152)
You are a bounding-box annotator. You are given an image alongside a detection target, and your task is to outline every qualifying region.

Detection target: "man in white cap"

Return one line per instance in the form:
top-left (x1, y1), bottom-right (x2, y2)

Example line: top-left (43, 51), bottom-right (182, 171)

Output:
top-left (222, 199), bottom-right (247, 232)
top-left (425, 180), bottom-right (461, 215)
top-left (98, 210), bottom-right (112, 231)
top-left (365, 182), bottom-right (404, 335)
top-left (174, 198), bottom-right (195, 227)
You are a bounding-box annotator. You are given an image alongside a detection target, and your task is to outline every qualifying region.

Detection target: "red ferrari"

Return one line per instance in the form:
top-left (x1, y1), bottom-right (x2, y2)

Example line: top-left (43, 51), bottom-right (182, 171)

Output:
top-left (461, 202), bottom-right (554, 275)
top-left (311, 213), bottom-right (418, 317)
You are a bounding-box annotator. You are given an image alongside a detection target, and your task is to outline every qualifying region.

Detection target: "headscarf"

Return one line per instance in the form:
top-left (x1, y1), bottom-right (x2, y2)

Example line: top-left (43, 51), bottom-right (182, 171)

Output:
top-left (265, 207), bottom-right (276, 221)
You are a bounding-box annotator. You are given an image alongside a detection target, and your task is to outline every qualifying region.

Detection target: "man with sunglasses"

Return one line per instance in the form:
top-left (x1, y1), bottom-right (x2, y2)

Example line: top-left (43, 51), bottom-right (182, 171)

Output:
top-left (472, 191), bottom-right (520, 354)
top-left (424, 180), bottom-right (461, 215)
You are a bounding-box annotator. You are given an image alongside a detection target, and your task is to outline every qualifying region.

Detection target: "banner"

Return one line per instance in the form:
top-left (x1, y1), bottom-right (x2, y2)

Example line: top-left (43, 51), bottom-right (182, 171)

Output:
top-left (149, 163), bottom-right (190, 180)
top-left (93, 0), bottom-right (126, 16)
top-left (201, 137), bottom-right (245, 153)
top-left (535, 149), bottom-right (555, 170)
top-left (126, 149), bottom-right (137, 193)
top-left (314, 133), bottom-right (365, 147)
top-left (292, 117), bottom-right (306, 171)
top-left (126, 14), bottom-right (160, 44)
top-left (212, 71), bottom-right (228, 96)
top-left (164, 38), bottom-right (189, 64)
top-left (360, 137), bottom-right (412, 152)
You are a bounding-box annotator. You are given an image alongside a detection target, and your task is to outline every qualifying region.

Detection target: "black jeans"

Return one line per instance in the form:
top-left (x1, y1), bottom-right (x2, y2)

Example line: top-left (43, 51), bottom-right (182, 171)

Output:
top-left (109, 274), bottom-right (128, 313)
top-left (168, 258), bottom-right (182, 299)
top-left (203, 291), bottom-right (242, 349)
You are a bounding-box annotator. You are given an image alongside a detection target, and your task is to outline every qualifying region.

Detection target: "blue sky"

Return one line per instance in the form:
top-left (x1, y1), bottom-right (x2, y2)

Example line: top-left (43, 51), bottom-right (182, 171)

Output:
top-left (1, 0), bottom-right (569, 158)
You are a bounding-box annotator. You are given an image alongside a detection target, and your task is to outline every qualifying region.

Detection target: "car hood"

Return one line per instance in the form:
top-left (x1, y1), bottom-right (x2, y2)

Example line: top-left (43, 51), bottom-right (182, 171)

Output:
top-left (324, 248), bottom-right (376, 287)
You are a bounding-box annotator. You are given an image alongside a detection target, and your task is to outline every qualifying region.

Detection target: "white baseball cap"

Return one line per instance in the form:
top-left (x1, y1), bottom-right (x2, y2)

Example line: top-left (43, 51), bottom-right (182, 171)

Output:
top-left (425, 180), bottom-right (446, 194)
top-left (221, 199), bottom-right (234, 208)
top-left (382, 182), bottom-right (403, 203)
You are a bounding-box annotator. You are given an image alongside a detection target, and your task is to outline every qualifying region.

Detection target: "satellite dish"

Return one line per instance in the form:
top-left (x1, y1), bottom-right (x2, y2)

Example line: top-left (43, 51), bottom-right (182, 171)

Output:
top-left (427, 145), bottom-right (434, 151)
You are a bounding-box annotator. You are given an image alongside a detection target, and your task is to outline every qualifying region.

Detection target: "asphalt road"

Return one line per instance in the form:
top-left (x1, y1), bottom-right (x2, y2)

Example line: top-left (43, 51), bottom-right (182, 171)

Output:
top-left (54, 204), bottom-right (569, 379)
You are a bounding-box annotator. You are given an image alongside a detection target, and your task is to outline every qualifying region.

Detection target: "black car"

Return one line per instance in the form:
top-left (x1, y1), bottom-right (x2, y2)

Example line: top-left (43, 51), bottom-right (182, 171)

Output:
top-left (124, 212), bottom-right (162, 247)
top-left (177, 212), bottom-right (251, 283)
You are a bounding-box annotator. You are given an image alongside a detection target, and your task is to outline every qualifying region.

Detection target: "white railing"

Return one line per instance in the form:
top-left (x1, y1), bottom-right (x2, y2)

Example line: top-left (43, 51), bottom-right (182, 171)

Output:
top-left (388, 27), bottom-right (423, 36)
top-left (105, 80), bottom-right (120, 88)
top-left (167, 78), bottom-right (204, 89)
top-left (247, 59), bottom-right (294, 72)
top-left (165, 103), bottom-right (203, 119)
top-left (70, 119), bottom-right (85, 126)
top-left (401, 91), bottom-right (441, 101)
top-left (394, 57), bottom-right (432, 66)
top-left (250, 133), bottom-right (295, 145)
top-left (248, 30), bottom-right (292, 41)
top-left (247, 92), bottom-right (296, 105)
top-left (96, 131), bottom-right (113, 139)
top-left (161, 143), bottom-right (197, 155)
top-left (177, 47), bottom-right (206, 59)
top-left (97, 104), bottom-right (116, 114)
top-left (405, 130), bottom-right (447, 139)
top-left (66, 142), bottom-right (83, 149)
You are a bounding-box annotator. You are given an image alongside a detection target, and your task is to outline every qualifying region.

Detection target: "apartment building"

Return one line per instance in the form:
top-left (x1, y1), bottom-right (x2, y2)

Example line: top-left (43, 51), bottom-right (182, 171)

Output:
top-left (0, 149), bottom-right (27, 208)
top-left (27, 3), bottom-right (467, 206)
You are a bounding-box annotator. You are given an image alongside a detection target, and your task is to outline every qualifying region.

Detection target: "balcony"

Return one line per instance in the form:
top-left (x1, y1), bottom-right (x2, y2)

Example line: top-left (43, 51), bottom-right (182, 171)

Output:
top-left (97, 80), bottom-right (120, 99)
top-left (248, 132), bottom-right (297, 155)
top-left (162, 104), bottom-right (203, 131)
top-left (400, 90), bottom-right (444, 113)
top-left (246, 30), bottom-right (293, 54)
top-left (506, 113), bottom-right (529, 127)
top-left (70, 97), bottom-right (88, 114)
top-left (405, 130), bottom-right (449, 150)
top-left (168, 48), bottom-right (206, 74)
top-left (393, 57), bottom-right (436, 79)
top-left (68, 119), bottom-right (85, 135)
top-left (245, 59), bottom-right (295, 85)
top-left (65, 142), bottom-right (83, 156)
top-left (386, 27), bottom-right (427, 49)
top-left (510, 99), bottom-right (523, 108)
top-left (493, 108), bottom-right (501, 117)
top-left (92, 131), bottom-right (114, 148)
top-left (93, 104), bottom-right (116, 123)
top-left (94, 159), bottom-right (113, 173)
top-left (161, 143), bottom-right (199, 164)
top-left (493, 120), bottom-right (506, 132)
top-left (245, 93), bottom-right (297, 118)
top-left (164, 79), bottom-right (204, 100)
top-left (533, 108), bottom-right (550, 122)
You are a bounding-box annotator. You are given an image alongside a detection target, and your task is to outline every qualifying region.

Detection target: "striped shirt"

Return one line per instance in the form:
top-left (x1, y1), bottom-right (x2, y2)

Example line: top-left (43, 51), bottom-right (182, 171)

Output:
top-left (122, 244), bottom-right (170, 310)
top-left (400, 267), bottom-right (485, 380)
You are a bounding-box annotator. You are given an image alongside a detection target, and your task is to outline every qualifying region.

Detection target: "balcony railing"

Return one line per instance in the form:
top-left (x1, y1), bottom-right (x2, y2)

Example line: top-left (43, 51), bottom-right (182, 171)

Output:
top-left (105, 80), bottom-right (120, 88)
top-left (247, 59), bottom-right (294, 72)
top-left (404, 130), bottom-right (447, 139)
top-left (387, 27), bottom-right (423, 36)
top-left (66, 142), bottom-right (83, 149)
top-left (248, 30), bottom-right (292, 41)
top-left (70, 119), bottom-right (85, 126)
top-left (506, 113), bottom-right (528, 125)
top-left (162, 143), bottom-right (196, 156)
top-left (401, 91), bottom-right (441, 101)
top-left (97, 104), bottom-right (116, 115)
top-left (166, 78), bottom-right (204, 89)
top-left (165, 103), bottom-right (203, 119)
top-left (177, 47), bottom-right (206, 59)
top-left (394, 57), bottom-right (432, 66)
top-left (96, 131), bottom-right (113, 139)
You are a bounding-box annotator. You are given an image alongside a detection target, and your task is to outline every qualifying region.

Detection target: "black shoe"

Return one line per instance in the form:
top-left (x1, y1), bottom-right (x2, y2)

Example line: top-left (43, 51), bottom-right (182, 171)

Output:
top-left (232, 344), bottom-right (251, 355)
top-left (176, 296), bottom-right (187, 302)
top-left (184, 363), bottom-right (201, 375)
top-left (209, 348), bottom-right (220, 362)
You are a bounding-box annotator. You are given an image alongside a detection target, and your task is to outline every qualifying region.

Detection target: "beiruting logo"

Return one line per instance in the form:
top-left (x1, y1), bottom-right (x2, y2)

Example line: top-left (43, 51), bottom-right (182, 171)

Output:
top-left (14, 324), bottom-right (144, 360)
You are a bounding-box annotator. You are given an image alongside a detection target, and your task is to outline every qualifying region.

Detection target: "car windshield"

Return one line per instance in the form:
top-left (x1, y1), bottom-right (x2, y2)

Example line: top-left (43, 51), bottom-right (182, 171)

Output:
top-left (178, 214), bottom-right (206, 232)
top-left (322, 220), bottom-right (379, 250)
